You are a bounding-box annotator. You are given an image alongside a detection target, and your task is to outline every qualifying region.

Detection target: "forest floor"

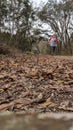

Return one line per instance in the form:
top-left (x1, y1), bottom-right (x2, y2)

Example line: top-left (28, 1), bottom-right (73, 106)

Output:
top-left (0, 54), bottom-right (73, 113)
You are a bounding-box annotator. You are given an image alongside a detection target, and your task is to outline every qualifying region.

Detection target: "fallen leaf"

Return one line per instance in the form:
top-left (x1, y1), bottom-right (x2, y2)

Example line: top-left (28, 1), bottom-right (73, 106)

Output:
top-left (40, 101), bottom-right (56, 108)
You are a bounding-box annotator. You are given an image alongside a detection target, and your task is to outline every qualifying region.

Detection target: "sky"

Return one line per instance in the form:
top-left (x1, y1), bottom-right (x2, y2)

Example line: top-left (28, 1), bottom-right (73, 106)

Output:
top-left (35, 0), bottom-right (48, 5)
top-left (31, 0), bottom-right (48, 7)
top-left (31, 0), bottom-right (60, 7)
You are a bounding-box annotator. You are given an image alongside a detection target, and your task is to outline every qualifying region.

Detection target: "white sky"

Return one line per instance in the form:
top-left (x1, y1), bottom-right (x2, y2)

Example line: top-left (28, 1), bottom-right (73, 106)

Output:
top-left (31, 0), bottom-right (60, 7)
top-left (31, 0), bottom-right (48, 7)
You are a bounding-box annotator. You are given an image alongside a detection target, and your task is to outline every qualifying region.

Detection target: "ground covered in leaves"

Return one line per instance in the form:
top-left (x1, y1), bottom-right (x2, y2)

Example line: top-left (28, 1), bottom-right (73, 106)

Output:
top-left (0, 54), bottom-right (73, 113)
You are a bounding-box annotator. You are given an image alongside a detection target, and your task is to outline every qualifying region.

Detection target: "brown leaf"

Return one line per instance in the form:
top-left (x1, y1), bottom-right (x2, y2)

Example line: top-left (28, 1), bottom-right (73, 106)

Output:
top-left (0, 103), bottom-right (14, 111)
top-left (22, 91), bottom-right (30, 97)
top-left (40, 101), bottom-right (56, 108)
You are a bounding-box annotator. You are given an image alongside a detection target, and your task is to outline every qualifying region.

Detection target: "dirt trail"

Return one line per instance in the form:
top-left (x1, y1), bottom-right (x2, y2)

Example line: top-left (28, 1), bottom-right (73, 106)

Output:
top-left (0, 54), bottom-right (73, 113)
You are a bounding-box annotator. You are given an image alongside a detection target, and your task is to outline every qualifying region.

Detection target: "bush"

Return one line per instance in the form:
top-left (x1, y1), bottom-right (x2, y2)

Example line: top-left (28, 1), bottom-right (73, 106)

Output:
top-left (0, 44), bottom-right (11, 55)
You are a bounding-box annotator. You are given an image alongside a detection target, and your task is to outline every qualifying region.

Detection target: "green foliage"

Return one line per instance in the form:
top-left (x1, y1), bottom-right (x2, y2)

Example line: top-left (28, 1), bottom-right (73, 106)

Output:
top-left (0, 0), bottom-right (36, 51)
top-left (0, 32), bottom-right (10, 43)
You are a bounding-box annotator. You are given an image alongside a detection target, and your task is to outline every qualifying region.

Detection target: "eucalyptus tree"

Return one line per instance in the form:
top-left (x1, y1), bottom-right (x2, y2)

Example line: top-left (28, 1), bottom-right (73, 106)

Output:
top-left (0, 0), bottom-right (35, 50)
top-left (14, 0), bottom-right (36, 50)
top-left (38, 0), bottom-right (73, 54)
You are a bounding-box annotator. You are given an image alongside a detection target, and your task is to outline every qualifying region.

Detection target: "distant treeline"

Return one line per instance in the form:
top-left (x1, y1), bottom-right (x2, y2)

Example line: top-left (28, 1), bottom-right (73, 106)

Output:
top-left (0, 0), bottom-right (73, 55)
